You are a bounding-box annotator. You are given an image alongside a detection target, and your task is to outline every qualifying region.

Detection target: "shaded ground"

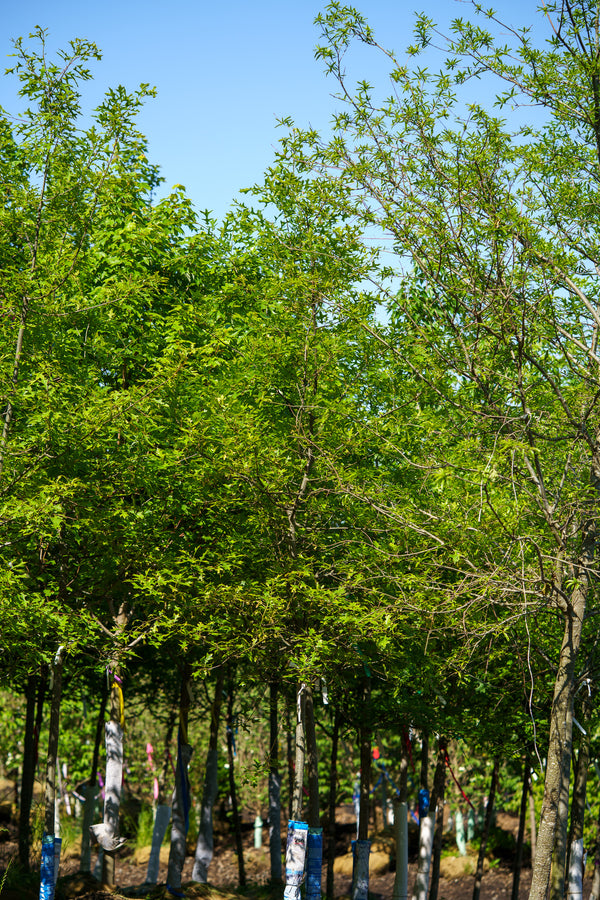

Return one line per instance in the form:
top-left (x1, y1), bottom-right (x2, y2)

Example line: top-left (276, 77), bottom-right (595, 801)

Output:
top-left (0, 805), bottom-right (593, 900)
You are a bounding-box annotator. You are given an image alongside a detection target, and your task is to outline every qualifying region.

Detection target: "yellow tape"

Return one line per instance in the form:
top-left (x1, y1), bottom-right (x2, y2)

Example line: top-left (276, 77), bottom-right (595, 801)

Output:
top-left (113, 682), bottom-right (125, 729)
top-left (179, 708), bottom-right (188, 747)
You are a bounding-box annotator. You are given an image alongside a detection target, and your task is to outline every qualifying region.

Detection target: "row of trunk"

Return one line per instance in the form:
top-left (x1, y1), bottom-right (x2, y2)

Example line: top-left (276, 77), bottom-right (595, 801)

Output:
top-left (18, 655), bottom-right (598, 900)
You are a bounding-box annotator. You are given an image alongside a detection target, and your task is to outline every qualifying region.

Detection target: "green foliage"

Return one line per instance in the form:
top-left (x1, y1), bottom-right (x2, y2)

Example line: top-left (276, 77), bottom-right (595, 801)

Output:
top-left (134, 803), bottom-right (156, 850)
top-left (4, 8), bottom-right (600, 886)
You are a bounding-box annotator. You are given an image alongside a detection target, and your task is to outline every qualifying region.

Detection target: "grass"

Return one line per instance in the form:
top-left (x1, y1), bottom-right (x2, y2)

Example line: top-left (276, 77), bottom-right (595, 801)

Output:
top-left (135, 804), bottom-right (156, 851)
top-left (0, 857), bottom-right (13, 891)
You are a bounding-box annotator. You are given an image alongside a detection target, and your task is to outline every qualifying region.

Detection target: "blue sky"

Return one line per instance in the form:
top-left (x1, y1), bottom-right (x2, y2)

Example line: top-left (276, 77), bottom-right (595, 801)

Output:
top-left (1, 1), bottom-right (541, 221)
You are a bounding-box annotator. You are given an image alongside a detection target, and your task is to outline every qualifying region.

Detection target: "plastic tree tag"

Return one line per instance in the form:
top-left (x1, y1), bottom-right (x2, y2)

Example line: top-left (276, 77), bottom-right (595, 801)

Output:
top-left (284, 820), bottom-right (308, 900)
top-left (39, 832), bottom-right (56, 900)
top-left (306, 827), bottom-right (323, 900)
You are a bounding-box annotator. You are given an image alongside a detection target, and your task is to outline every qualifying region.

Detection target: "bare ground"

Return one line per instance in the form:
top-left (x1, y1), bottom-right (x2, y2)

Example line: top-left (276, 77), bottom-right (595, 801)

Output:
top-left (0, 806), bottom-right (593, 900)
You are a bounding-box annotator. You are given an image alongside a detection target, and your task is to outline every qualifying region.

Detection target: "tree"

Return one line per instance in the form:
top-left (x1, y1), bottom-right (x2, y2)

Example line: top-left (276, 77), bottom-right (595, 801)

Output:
top-left (274, 3), bottom-right (600, 899)
top-left (0, 29), bottom-right (234, 883)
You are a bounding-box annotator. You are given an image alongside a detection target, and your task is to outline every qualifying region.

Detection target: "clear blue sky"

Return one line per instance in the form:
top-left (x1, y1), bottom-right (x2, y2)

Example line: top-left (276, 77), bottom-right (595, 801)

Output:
top-left (1, 1), bottom-right (541, 221)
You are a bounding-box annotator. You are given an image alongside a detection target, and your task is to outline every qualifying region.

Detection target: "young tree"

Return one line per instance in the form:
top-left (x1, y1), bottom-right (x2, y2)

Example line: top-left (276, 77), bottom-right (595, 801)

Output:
top-left (275, 4), bottom-right (600, 899)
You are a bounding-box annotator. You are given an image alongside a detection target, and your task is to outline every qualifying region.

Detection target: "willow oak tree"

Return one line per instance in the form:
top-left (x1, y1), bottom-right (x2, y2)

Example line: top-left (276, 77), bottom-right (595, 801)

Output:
top-left (0, 29), bottom-right (159, 664)
top-left (0, 26), bottom-right (213, 676)
top-left (0, 29), bottom-right (218, 879)
top-left (212, 167), bottom-right (431, 715)
top-left (218, 167), bottom-right (491, 900)
top-left (221, 164), bottom-right (477, 845)
top-left (275, 3), bottom-right (600, 899)
top-left (155, 167), bottom-right (416, 882)
top-left (0, 30), bottom-right (122, 681)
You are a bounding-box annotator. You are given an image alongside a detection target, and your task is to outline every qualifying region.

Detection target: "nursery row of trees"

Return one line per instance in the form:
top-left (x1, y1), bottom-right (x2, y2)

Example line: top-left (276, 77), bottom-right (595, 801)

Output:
top-left (2, 2), bottom-right (600, 899)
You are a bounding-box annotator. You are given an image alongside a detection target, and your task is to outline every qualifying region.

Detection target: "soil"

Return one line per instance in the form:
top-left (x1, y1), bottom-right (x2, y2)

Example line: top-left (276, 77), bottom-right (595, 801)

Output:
top-left (0, 806), bottom-right (594, 900)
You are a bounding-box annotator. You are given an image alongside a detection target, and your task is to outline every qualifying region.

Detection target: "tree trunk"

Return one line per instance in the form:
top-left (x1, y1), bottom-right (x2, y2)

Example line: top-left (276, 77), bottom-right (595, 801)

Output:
top-left (269, 680), bottom-right (283, 883)
top-left (326, 710), bottom-right (340, 900)
top-left (429, 739), bottom-right (447, 900)
top-left (357, 712), bottom-right (371, 840)
top-left (420, 732), bottom-right (429, 794)
top-left (18, 676), bottom-right (37, 870)
top-left (529, 586), bottom-right (586, 900)
top-left (166, 663), bottom-right (193, 893)
top-left (413, 733), bottom-right (432, 900)
top-left (146, 709), bottom-right (176, 886)
top-left (226, 684), bottom-right (246, 887)
top-left (529, 786), bottom-right (537, 868)
top-left (33, 666), bottom-right (47, 767)
top-left (305, 684), bottom-right (320, 829)
top-left (98, 670), bottom-right (126, 886)
top-left (39, 646), bottom-right (66, 899)
top-left (511, 753), bottom-right (531, 900)
top-left (413, 814), bottom-right (435, 900)
top-left (291, 684), bottom-right (307, 822)
top-left (381, 764), bottom-right (388, 831)
top-left (80, 682), bottom-right (108, 874)
top-left (43, 648), bottom-right (66, 836)
top-left (157, 706), bottom-right (177, 805)
top-left (305, 684), bottom-right (322, 900)
top-left (565, 692), bottom-right (592, 900)
top-left (192, 667), bottom-right (225, 882)
top-left (393, 737), bottom-right (409, 900)
top-left (287, 699), bottom-right (294, 820)
top-left (351, 675), bottom-right (372, 900)
top-left (89, 602), bottom-right (131, 886)
top-left (473, 758), bottom-right (500, 900)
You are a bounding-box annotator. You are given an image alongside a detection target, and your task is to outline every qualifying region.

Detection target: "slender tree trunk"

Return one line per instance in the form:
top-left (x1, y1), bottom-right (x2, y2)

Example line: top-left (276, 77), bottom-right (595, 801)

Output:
top-left (511, 753), bottom-right (531, 900)
top-left (420, 733), bottom-right (429, 795)
top-left (414, 817), bottom-right (434, 900)
top-left (38, 648), bottom-right (66, 898)
top-left (146, 707), bottom-right (176, 886)
top-left (473, 758), bottom-right (500, 900)
top-left (357, 708), bottom-right (371, 839)
top-left (304, 684), bottom-right (323, 900)
top-left (99, 669), bottom-right (126, 886)
top-left (400, 737), bottom-right (409, 802)
top-left (529, 786), bottom-right (538, 868)
top-left (326, 711), bottom-right (340, 900)
top-left (292, 684), bottom-right (307, 821)
top-left (88, 602), bottom-right (131, 886)
top-left (166, 663), bottom-right (193, 892)
top-left (372, 783), bottom-right (380, 833)
top-left (192, 667), bottom-right (225, 882)
top-left (157, 707), bottom-right (177, 806)
top-left (550, 710), bottom-right (575, 900)
top-left (351, 675), bottom-right (372, 900)
top-left (226, 684), bottom-right (246, 887)
top-left (413, 733), bottom-right (432, 900)
top-left (18, 676), bottom-right (37, 870)
top-left (381, 764), bottom-right (388, 831)
top-left (429, 739), bottom-right (447, 900)
top-left (269, 680), bottom-right (283, 883)
top-left (305, 684), bottom-right (320, 829)
top-left (565, 693), bottom-right (592, 900)
top-left (33, 667), bottom-right (47, 768)
top-left (43, 647), bottom-right (66, 836)
top-left (90, 683), bottom-right (109, 793)
top-left (287, 699), bottom-right (294, 820)
top-left (80, 682), bottom-right (108, 874)
top-left (530, 586), bottom-right (586, 900)
top-left (392, 733), bottom-right (409, 900)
